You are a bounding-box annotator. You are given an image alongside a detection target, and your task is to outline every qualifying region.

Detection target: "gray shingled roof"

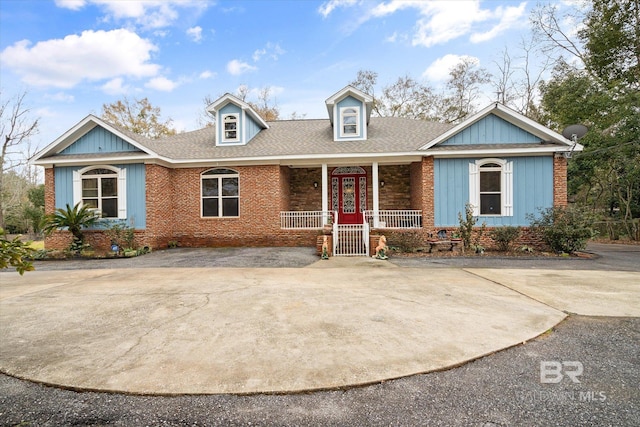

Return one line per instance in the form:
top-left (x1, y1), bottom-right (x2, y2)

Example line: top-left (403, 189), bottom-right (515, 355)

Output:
top-left (139, 117), bottom-right (455, 160)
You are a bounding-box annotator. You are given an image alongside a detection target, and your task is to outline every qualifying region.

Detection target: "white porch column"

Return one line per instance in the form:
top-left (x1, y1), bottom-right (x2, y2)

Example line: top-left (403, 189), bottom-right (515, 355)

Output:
top-left (321, 163), bottom-right (328, 218)
top-left (372, 161), bottom-right (380, 227)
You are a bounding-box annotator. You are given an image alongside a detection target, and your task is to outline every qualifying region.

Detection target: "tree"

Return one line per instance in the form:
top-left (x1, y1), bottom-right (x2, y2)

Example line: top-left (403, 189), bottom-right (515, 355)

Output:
top-left (437, 57), bottom-right (491, 123)
top-left (42, 203), bottom-right (101, 252)
top-left (0, 91), bottom-right (39, 229)
top-left (101, 97), bottom-right (177, 139)
top-left (0, 228), bottom-right (34, 275)
top-left (535, 0), bottom-right (640, 238)
top-left (350, 70), bottom-right (439, 120)
top-left (580, 0), bottom-right (640, 90)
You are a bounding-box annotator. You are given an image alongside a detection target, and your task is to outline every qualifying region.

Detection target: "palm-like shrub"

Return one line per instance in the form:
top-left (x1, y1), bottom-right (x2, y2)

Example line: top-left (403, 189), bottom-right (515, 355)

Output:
top-left (43, 203), bottom-right (101, 248)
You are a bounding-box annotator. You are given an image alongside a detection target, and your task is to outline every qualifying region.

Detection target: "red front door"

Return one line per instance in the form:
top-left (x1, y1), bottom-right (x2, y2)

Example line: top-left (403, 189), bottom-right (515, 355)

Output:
top-left (332, 170), bottom-right (367, 224)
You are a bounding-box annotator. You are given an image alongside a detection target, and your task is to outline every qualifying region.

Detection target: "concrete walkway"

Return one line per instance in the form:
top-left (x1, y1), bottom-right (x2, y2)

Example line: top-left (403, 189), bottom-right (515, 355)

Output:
top-left (0, 259), bottom-right (638, 395)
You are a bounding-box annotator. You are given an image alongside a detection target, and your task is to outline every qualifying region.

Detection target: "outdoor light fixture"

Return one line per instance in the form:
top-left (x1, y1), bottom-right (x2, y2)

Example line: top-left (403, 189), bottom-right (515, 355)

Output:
top-left (313, 181), bottom-right (318, 188)
top-left (380, 180), bottom-right (385, 187)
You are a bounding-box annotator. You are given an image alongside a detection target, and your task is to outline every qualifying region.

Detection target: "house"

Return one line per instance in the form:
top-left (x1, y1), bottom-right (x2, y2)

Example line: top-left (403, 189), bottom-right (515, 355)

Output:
top-left (32, 86), bottom-right (582, 256)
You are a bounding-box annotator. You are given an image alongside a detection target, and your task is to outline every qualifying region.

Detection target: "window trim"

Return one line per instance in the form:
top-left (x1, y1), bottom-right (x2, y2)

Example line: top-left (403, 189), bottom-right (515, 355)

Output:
top-left (73, 165), bottom-right (127, 219)
top-left (222, 113), bottom-right (240, 143)
top-left (339, 106), bottom-right (360, 138)
top-left (200, 168), bottom-right (240, 218)
top-left (469, 158), bottom-right (513, 217)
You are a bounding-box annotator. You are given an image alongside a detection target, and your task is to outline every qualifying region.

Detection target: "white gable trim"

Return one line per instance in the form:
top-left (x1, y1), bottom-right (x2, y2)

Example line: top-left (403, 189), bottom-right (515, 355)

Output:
top-left (206, 93), bottom-right (269, 129)
top-left (325, 85), bottom-right (374, 125)
top-left (420, 103), bottom-right (583, 151)
top-left (32, 115), bottom-right (159, 165)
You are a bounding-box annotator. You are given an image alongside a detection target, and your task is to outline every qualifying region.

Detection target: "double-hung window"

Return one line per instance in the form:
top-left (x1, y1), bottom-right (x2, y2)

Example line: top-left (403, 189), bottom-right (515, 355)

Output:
top-left (340, 107), bottom-right (359, 137)
top-left (479, 163), bottom-right (502, 215)
top-left (469, 158), bottom-right (513, 217)
top-left (81, 168), bottom-right (118, 217)
top-left (223, 114), bottom-right (239, 142)
top-left (202, 168), bottom-right (239, 217)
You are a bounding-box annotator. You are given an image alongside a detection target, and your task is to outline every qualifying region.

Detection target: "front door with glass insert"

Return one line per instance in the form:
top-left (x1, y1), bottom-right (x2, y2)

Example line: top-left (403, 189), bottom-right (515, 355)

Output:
top-left (331, 167), bottom-right (367, 224)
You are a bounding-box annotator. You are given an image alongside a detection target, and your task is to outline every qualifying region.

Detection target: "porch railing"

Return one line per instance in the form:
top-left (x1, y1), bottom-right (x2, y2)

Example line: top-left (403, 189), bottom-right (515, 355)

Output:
top-left (363, 210), bottom-right (422, 229)
top-left (280, 211), bottom-right (335, 229)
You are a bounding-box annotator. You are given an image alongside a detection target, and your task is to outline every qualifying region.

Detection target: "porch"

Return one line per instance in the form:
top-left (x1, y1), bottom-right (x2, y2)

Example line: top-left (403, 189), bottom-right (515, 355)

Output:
top-left (280, 210), bottom-right (422, 256)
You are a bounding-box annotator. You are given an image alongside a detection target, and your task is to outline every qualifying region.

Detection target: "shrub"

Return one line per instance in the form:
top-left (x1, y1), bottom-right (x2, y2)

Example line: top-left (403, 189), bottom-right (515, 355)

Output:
top-left (458, 202), bottom-right (477, 249)
top-left (43, 203), bottom-right (100, 254)
top-left (386, 230), bottom-right (425, 252)
top-left (490, 226), bottom-right (521, 252)
top-left (527, 206), bottom-right (597, 253)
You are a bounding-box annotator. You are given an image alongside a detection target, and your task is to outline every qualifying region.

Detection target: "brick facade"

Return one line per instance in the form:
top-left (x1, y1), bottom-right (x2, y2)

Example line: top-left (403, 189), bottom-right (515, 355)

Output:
top-left (553, 155), bottom-right (568, 207)
top-left (43, 154), bottom-right (566, 253)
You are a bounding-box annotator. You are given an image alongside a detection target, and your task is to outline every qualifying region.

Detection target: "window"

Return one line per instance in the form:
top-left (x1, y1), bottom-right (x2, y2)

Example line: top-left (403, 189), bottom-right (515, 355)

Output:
top-left (479, 163), bottom-right (502, 215)
top-left (73, 165), bottom-right (127, 219)
top-left (81, 168), bottom-right (118, 217)
top-left (202, 168), bottom-right (239, 217)
top-left (223, 114), bottom-right (239, 142)
top-left (340, 107), bottom-right (359, 137)
top-left (469, 159), bottom-right (513, 217)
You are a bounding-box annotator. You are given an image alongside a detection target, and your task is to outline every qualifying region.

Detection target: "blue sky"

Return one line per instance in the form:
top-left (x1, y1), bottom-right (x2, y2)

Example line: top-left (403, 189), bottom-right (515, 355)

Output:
top-left (0, 0), bottom-right (575, 151)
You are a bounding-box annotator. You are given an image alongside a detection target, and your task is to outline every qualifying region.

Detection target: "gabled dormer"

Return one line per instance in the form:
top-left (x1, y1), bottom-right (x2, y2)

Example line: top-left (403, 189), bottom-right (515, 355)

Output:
top-left (325, 86), bottom-right (374, 142)
top-left (206, 94), bottom-right (269, 146)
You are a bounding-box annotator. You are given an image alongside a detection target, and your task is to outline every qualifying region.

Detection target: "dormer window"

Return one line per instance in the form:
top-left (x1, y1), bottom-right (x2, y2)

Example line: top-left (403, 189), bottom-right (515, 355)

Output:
top-left (340, 107), bottom-right (360, 137)
top-left (223, 114), bottom-right (239, 142)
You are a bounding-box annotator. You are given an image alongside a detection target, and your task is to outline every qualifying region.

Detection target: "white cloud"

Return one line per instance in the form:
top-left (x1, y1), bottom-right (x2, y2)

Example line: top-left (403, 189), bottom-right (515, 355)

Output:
top-left (252, 42), bottom-right (286, 62)
top-left (470, 3), bottom-right (527, 43)
top-left (54, 0), bottom-right (86, 10)
top-left (318, 0), bottom-right (358, 18)
top-left (186, 26), bottom-right (203, 42)
top-left (423, 54), bottom-right (479, 82)
top-left (44, 92), bottom-right (75, 103)
top-left (0, 29), bottom-right (160, 88)
top-left (145, 76), bottom-right (178, 92)
top-left (55, 0), bottom-right (210, 29)
top-left (101, 77), bottom-right (129, 95)
top-left (226, 59), bottom-right (257, 76)
top-left (199, 70), bottom-right (216, 79)
top-left (365, 1), bottom-right (527, 47)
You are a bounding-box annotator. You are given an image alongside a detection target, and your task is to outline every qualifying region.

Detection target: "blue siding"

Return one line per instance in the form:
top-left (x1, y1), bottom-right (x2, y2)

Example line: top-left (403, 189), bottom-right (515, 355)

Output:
top-left (218, 103), bottom-right (243, 144)
top-left (440, 114), bottom-right (540, 145)
top-left (434, 156), bottom-right (554, 226)
top-left (53, 163), bottom-right (147, 229)
top-left (336, 96), bottom-right (365, 140)
top-left (60, 126), bottom-right (141, 154)
top-left (245, 113), bottom-right (262, 142)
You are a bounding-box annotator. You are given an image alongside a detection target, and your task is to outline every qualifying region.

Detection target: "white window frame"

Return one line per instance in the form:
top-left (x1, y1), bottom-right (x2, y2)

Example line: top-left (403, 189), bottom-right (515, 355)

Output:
top-left (201, 168), bottom-right (240, 218)
top-left (222, 114), bottom-right (239, 143)
top-left (469, 158), bottom-right (513, 217)
top-left (339, 106), bottom-right (360, 138)
top-left (73, 165), bottom-right (127, 219)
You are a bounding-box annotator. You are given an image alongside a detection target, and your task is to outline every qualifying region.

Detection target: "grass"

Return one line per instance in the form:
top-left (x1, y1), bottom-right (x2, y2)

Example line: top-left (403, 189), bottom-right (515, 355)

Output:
top-left (28, 240), bottom-right (45, 250)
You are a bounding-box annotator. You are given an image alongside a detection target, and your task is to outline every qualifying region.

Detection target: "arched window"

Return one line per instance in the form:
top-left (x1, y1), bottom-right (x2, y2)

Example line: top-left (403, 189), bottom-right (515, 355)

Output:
top-left (469, 159), bottom-right (513, 217)
top-left (223, 114), bottom-right (239, 142)
top-left (201, 168), bottom-right (239, 217)
top-left (73, 165), bottom-right (126, 219)
top-left (340, 107), bottom-right (359, 137)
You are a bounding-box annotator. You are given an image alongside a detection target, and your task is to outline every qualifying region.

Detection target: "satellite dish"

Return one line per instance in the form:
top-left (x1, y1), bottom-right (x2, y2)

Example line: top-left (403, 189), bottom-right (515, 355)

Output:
top-left (562, 124), bottom-right (588, 141)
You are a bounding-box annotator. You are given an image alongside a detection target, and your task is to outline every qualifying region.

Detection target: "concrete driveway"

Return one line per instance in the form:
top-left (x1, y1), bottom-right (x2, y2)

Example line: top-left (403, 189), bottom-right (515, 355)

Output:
top-left (1, 248), bottom-right (638, 395)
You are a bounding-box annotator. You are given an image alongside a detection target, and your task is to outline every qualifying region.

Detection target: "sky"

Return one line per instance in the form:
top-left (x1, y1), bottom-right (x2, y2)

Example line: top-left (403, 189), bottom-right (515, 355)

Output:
top-left (0, 0), bottom-right (579, 152)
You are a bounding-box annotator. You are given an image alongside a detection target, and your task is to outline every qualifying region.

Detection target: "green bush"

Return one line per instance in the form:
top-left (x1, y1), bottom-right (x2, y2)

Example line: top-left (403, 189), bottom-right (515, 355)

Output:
top-left (527, 206), bottom-right (597, 253)
top-left (386, 230), bottom-right (425, 252)
top-left (489, 226), bottom-right (521, 252)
